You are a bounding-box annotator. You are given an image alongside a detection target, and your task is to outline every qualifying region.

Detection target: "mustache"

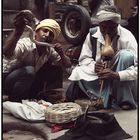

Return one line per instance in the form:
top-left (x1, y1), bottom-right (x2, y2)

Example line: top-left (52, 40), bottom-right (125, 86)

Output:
top-left (41, 36), bottom-right (51, 43)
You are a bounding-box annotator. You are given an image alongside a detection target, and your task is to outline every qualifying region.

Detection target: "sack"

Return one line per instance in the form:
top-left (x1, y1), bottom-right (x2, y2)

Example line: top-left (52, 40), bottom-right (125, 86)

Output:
top-left (53, 112), bottom-right (132, 140)
top-left (3, 100), bottom-right (49, 121)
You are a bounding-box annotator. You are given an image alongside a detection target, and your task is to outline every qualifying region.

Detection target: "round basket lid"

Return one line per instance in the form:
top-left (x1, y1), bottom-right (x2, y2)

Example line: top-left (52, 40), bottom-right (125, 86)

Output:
top-left (45, 102), bottom-right (83, 123)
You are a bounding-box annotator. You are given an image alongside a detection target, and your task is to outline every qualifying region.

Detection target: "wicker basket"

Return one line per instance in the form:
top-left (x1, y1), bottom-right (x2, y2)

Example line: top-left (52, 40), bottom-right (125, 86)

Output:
top-left (75, 98), bottom-right (104, 112)
top-left (45, 102), bottom-right (83, 124)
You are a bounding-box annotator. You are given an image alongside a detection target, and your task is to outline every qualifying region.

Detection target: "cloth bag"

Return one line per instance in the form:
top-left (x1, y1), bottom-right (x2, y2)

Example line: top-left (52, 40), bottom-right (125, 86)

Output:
top-left (3, 100), bottom-right (52, 121)
top-left (53, 112), bottom-right (132, 140)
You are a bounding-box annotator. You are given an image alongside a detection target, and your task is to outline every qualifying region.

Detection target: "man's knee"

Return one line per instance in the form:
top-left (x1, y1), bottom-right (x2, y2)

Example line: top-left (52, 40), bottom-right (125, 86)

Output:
top-left (6, 66), bottom-right (35, 80)
top-left (4, 66), bottom-right (35, 93)
top-left (119, 50), bottom-right (134, 64)
top-left (24, 66), bottom-right (35, 77)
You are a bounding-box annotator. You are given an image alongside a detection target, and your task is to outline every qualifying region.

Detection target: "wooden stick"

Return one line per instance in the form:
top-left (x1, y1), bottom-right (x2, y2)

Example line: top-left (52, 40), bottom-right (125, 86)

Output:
top-left (99, 62), bottom-right (108, 97)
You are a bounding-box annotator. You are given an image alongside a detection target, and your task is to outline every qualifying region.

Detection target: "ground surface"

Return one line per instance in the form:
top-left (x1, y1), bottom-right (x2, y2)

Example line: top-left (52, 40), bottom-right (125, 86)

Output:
top-left (3, 78), bottom-right (138, 140)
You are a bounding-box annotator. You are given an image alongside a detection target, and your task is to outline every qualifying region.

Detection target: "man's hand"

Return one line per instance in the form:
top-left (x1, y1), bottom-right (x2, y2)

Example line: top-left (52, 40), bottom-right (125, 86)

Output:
top-left (54, 43), bottom-right (64, 56)
top-left (14, 11), bottom-right (29, 36)
top-left (95, 61), bottom-right (105, 73)
top-left (97, 68), bottom-right (120, 80)
top-left (95, 61), bottom-right (120, 80)
top-left (3, 10), bottom-right (33, 58)
top-left (54, 43), bottom-right (71, 67)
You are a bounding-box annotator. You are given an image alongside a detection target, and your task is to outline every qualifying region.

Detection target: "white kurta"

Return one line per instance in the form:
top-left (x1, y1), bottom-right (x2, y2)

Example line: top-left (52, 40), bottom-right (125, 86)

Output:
top-left (3, 37), bottom-right (61, 73)
top-left (69, 25), bottom-right (137, 81)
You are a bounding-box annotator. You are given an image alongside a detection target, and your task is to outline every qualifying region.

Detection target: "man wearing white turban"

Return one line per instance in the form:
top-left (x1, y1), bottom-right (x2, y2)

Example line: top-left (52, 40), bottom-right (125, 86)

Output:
top-left (66, 5), bottom-right (137, 110)
top-left (3, 11), bottom-right (71, 102)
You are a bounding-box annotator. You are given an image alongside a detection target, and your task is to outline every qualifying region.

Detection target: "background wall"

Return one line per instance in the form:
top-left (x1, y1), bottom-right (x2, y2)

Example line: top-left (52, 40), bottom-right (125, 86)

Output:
top-left (114, 0), bottom-right (137, 19)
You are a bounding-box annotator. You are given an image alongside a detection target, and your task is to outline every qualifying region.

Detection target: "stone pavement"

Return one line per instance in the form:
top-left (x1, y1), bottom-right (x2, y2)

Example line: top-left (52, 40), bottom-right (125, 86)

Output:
top-left (3, 78), bottom-right (138, 140)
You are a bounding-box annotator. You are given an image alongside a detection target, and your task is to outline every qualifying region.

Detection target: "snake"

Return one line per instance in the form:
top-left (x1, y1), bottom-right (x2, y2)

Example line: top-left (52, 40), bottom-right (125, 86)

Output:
top-left (20, 10), bottom-right (54, 48)
top-left (26, 25), bottom-right (54, 48)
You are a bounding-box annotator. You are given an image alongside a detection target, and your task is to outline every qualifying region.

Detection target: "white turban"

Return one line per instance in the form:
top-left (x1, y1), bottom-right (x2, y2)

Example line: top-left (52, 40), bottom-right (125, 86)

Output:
top-left (96, 10), bottom-right (121, 23)
top-left (35, 19), bottom-right (61, 40)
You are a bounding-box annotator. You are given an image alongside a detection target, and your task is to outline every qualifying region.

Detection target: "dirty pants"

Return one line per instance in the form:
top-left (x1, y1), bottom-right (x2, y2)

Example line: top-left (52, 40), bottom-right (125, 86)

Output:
top-left (3, 62), bottom-right (63, 102)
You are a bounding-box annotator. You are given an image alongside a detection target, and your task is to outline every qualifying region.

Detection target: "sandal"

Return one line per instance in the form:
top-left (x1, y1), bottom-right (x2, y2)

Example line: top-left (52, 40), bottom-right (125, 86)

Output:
top-left (120, 102), bottom-right (132, 110)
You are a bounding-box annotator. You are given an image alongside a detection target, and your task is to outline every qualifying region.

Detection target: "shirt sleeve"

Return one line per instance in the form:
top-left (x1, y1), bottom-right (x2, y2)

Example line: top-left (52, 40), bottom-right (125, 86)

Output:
top-left (118, 66), bottom-right (137, 81)
top-left (78, 33), bottom-right (96, 72)
top-left (14, 38), bottom-right (32, 58)
top-left (49, 47), bottom-right (61, 65)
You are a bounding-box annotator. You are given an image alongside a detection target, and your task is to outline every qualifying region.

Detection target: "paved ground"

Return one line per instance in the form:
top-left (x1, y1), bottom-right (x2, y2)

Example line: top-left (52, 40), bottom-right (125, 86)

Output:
top-left (3, 78), bottom-right (138, 140)
top-left (2, 109), bottom-right (138, 140)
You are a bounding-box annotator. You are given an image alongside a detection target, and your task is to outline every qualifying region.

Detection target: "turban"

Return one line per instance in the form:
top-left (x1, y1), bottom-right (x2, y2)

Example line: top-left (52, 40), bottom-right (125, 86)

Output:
top-left (96, 10), bottom-right (121, 24)
top-left (35, 19), bottom-right (61, 40)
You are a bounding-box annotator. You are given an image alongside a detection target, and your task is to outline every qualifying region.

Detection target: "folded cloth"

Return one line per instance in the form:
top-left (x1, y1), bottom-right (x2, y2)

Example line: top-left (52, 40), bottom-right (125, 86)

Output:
top-left (3, 100), bottom-right (52, 121)
top-left (53, 112), bottom-right (132, 140)
top-left (51, 121), bottom-right (75, 133)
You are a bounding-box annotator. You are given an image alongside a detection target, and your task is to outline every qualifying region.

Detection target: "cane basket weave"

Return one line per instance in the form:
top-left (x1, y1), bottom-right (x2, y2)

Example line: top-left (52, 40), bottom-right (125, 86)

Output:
top-left (45, 102), bottom-right (83, 123)
top-left (75, 98), bottom-right (104, 112)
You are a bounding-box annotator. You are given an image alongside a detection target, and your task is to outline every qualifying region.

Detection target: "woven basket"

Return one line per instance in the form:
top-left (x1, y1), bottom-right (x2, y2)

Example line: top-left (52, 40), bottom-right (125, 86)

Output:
top-left (45, 102), bottom-right (83, 124)
top-left (75, 98), bottom-right (104, 112)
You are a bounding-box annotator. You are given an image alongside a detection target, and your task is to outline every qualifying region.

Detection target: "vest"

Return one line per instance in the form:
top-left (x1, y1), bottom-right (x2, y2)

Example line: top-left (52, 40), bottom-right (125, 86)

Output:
top-left (89, 27), bottom-right (98, 60)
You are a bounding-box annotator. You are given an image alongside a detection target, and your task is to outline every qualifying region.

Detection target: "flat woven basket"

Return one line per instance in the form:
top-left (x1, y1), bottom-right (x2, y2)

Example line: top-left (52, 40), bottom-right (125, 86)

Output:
top-left (75, 98), bottom-right (103, 112)
top-left (45, 102), bottom-right (83, 124)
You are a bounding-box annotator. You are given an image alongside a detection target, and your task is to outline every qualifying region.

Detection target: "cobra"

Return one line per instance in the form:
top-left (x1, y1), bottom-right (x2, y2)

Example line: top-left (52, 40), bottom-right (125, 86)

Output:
top-left (26, 25), bottom-right (54, 48)
top-left (22, 10), bottom-right (54, 48)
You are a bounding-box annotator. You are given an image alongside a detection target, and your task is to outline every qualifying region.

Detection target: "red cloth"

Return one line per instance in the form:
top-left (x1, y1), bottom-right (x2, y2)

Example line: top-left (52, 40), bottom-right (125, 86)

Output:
top-left (51, 121), bottom-right (75, 133)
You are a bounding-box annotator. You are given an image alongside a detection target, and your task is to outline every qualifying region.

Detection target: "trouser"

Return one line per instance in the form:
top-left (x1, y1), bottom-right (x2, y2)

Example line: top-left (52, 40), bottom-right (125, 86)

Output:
top-left (66, 50), bottom-right (137, 109)
top-left (3, 63), bottom-right (63, 102)
top-left (29, 63), bottom-right (63, 99)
